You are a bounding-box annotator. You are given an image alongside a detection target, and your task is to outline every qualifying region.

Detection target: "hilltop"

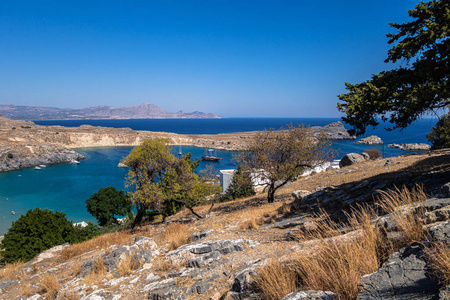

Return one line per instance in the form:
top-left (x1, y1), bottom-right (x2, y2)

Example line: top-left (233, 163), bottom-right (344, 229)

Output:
top-left (1, 149), bottom-right (449, 299)
top-left (0, 103), bottom-right (221, 120)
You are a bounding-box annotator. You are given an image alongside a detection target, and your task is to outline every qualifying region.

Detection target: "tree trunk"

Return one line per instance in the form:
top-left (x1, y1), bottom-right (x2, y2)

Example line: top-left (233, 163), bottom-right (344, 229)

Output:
top-left (132, 207), bottom-right (145, 229)
top-left (267, 183), bottom-right (275, 203)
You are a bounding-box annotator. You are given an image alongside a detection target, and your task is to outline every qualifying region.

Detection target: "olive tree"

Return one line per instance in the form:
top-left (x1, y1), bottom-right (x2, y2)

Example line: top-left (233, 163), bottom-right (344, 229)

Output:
top-left (235, 124), bottom-right (334, 203)
top-left (121, 139), bottom-right (219, 228)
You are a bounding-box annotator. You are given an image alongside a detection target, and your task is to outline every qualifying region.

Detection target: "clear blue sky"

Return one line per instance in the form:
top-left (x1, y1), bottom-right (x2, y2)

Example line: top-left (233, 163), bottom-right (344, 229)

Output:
top-left (0, 0), bottom-right (418, 117)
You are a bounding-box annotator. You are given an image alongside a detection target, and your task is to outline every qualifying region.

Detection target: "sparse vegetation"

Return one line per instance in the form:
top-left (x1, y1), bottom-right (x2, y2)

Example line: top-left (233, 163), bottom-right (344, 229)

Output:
top-left (427, 242), bottom-right (450, 286)
top-left (38, 273), bottom-right (61, 299)
top-left (235, 124), bottom-right (334, 203)
top-left (254, 257), bottom-right (297, 300)
top-left (363, 148), bottom-right (382, 160)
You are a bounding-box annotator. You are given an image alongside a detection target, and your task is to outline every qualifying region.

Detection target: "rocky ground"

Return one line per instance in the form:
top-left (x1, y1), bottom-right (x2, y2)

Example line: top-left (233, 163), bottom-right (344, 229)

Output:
top-left (0, 149), bottom-right (449, 300)
top-left (0, 115), bottom-right (354, 172)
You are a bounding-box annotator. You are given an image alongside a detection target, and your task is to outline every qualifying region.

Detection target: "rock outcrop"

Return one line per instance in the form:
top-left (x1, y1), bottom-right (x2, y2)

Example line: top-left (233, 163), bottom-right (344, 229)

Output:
top-left (388, 143), bottom-right (431, 151)
top-left (339, 153), bottom-right (366, 168)
top-left (310, 121), bottom-right (355, 140)
top-left (355, 135), bottom-right (383, 145)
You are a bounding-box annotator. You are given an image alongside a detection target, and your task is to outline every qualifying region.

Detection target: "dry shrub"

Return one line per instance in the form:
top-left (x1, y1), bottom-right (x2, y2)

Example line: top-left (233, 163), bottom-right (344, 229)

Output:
top-left (39, 273), bottom-right (61, 299)
top-left (153, 257), bottom-right (174, 272)
top-left (290, 207), bottom-right (387, 300)
top-left (83, 256), bottom-right (107, 286)
top-left (0, 261), bottom-right (25, 280)
top-left (254, 257), bottom-right (297, 300)
top-left (377, 185), bottom-right (427, 244)
top-left (281, 202), bottom-right (291, 217)
top-left (427, 242), bottom-right (450, 285)
top-left (116, 253), bottom-right (140, 277)
top-left (363, 148), bottom-right (382, 160)
top-left (60, 230), bottom-right (132, 262)
top-left (239, 216), bottom-right (265, 230)
top-left (163, 223), bottom-right (190, 251)
top-left (20, 283), bottom-right (34, 297)
top-left (59, 290), bottom-right (80, 300)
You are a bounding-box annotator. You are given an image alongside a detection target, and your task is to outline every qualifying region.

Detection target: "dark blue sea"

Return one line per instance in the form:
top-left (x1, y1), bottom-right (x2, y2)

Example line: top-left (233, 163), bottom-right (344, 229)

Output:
top-left (0, 118), bottom-right (437, 235)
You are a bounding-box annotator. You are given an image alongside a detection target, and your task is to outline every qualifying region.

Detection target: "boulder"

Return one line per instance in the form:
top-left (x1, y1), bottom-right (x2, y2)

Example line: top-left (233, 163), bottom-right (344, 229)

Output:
top-left (355, 135), bottom-right (383, 145)
top-left (282, 290), bottom-right (338, 300)
top-left (441, 183), bottom-right (450, 198)
top-left (357, 243), bottom-right (440, 300)
top-left (339, 153), bottom-right (365, 168)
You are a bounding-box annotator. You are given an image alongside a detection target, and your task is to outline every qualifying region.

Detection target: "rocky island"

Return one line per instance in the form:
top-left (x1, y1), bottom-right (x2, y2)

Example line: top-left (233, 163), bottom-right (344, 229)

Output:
top-left (0, 115), bottom-right (354, 172)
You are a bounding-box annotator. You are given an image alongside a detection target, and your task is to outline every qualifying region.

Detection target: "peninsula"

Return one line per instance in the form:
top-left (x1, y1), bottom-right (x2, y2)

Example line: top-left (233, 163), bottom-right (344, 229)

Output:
top-left (0, 115), bottom-right (354, 172)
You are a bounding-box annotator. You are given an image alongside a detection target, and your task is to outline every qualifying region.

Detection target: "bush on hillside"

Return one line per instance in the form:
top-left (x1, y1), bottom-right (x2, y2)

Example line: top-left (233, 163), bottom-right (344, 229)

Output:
top-left (86, 187), bottom-right (132, 227)
top-left (0, 208), bottom-right (97, 263)
top-left (363, 148), bottom-right (382, 160)
top-left (221, 164), bottom-right (256, 202)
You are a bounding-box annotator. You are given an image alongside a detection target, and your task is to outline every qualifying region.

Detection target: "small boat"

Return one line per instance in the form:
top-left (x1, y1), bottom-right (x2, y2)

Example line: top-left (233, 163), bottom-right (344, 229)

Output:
top-left (11, 211), bottom-right (15, 215)
top-left (70, 159), bottom-right (80, 164)
top-left (34, 166), bottom-right (41, 170)
top-left (201, 149), bottom-right (221, 162)
top-left (39, 164), bottom-right (46, 168)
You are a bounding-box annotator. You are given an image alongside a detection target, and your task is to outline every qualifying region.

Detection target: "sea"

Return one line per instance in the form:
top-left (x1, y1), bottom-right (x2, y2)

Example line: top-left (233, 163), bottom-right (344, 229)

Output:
top-left (0, 117), bottom-right (438, 235)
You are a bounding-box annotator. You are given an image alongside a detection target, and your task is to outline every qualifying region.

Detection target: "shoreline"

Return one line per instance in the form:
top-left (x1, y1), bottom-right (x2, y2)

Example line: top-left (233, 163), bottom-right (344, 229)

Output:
top-left (0, 116), bottom-right (354, 173)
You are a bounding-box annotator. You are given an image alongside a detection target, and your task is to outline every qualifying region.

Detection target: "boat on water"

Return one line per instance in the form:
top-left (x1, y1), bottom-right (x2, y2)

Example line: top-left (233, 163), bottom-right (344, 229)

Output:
top-left (201, 149), bottom-right (221, 162)
top-left (39, 164), bottom-right (46, 168)
top-left (34, 166), bottom-right (41, 170)
top-left (11, 211), bottom-right (15, 215)
top-left (70, 159), bottom-right (80, 164)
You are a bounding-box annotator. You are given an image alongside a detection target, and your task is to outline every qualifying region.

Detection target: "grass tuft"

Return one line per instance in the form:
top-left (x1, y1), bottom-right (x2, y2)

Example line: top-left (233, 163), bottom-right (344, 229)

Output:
top-left (254, 257), bottom-right (297, 300)
top-left (39, 273), bottom-right (61, 299)
top-left (163, 223), bottom-right (190, 251)
top-left (0, 261), bottom-right (25, 280)
top-left (427, 242), bottom-right (450, 285)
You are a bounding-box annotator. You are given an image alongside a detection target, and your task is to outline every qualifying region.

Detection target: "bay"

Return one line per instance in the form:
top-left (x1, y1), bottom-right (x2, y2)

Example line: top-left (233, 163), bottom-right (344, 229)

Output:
top-left (0, 117), bottom-right (437, 235)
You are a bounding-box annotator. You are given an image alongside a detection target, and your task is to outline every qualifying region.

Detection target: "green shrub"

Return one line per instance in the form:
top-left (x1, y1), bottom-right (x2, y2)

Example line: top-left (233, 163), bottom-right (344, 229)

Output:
top-left (0, 208), bottom-right (95, 263)
top-left (427, 114), bottom-right (450, 150)
top-left (221, 165), bottom-right (256, 202)
top-left (11, 127), bottom-right (16, 130)
top-left (86, 187), bottom-right (132, 227)
top-left (7, 153), bottom-right (13, 159)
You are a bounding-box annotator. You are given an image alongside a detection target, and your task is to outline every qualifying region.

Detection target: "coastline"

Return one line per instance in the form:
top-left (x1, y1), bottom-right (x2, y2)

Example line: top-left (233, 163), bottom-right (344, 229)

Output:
top-left (0, 116), bottom-right (354, 172)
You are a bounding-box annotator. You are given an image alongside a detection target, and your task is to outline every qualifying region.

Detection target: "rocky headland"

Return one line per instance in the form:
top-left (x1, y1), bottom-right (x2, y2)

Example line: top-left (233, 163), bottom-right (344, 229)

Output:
top-left (355, 135), bottom-right (383, 145)
top-left (0, 115), bottom-right (354, 172)
top-left (388, 143), bottom-right (432, 151)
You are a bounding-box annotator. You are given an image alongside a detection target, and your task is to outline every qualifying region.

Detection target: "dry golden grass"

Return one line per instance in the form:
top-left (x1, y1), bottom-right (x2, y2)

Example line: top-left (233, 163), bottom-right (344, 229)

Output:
top-left (255, 206), bottom-right (388, 300)
top-left (281, 202), bottom-right (291, 217)
top-left (427, 242), bottom-right (450, 286)
top-left (82, 256), bottom-right (107, 286)
top-left (19, 283), bottom-right (34, 297)
top-left (0, 261), bottom-right (25, 280)
top-left (162, 223), bottom-right (190, 251)
top-left (254, 257), bottom-right (297, 300)
top-left (377, 185), bottom-right (427, 244)
top-left (237, 203), bottom-right (282, 230)
top-left (116, 253), bottom-right (140, 277)
top-left (39, 273), bottom-right (61, 300)
top-left (60, 230), bottom-right (133, 262)
top-left (59, 290), bottom-right (80, 300)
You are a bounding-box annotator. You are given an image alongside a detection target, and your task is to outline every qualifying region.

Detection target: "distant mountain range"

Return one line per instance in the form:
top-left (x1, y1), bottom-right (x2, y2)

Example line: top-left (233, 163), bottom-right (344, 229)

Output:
top-left (0, 103), bottom-right (221, 120)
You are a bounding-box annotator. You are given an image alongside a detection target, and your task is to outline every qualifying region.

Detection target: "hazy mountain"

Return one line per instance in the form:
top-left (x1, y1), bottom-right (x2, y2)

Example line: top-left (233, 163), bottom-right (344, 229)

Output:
top-left (0, 103), bottom-right (221, 120)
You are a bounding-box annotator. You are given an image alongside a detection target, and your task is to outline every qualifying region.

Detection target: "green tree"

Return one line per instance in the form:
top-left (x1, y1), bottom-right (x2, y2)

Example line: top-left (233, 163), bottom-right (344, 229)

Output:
top-left (121, 139), bottom-right (219, 228)
top-left (338, 0), bottom-right (449, 136)
top-left (86, 186), bottom-right (132, 227)
top-left (222, 164), bottom-right (256, 201)
top-left (427, 113), bottom-right (450, 149)
top-left (0, 208), bottom-right (94, 263)
top-left (235, 125), bottom-right (334, 203)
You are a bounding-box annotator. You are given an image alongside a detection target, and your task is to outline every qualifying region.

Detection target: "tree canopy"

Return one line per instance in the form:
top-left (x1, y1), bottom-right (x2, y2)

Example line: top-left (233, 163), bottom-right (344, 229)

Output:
top-left (0, 208), bottom-right (97, 263)
top-left (86, 186), bottom-right (132, 227)
top-left (221, 164), bottom-right (255, 202)
top-left (337, 0), bottom-right (449, 136)
top-left (121, 139), bottom-right (219, 228)
top-left (235, 124), bottom-right (334, 203)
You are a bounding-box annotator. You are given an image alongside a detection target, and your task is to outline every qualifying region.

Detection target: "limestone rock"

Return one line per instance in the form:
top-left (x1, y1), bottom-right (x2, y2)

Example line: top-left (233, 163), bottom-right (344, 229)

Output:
top-left (357, 243), bottom-right (439, 300)
top-left (428, 221), bottom-right (450, 243)
top-left (282, 290), bottom-right (338, 300)
top-left (355, 135), bottom-right (383, 145)
top-left (339, 153), bottom-right (365, 168)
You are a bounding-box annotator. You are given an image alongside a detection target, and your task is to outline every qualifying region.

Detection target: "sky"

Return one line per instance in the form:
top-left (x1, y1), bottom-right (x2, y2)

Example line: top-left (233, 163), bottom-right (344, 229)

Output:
top-left (0, 0), bottom-right (419, 117)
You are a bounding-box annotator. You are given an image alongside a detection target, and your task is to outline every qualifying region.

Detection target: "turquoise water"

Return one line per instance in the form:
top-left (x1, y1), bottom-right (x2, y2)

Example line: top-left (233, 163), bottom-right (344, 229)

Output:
top-left (0, 118), bottom-right (437, 235)
top-left (0, 146), bottom-right (240, 235)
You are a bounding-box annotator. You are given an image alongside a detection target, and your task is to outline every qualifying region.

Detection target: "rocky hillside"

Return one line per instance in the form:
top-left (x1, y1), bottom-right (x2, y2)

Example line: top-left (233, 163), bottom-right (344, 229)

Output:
top-left (0, 149), bottom-right (449, 299)
top-left (0, 103), bottom-right (221, 120)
